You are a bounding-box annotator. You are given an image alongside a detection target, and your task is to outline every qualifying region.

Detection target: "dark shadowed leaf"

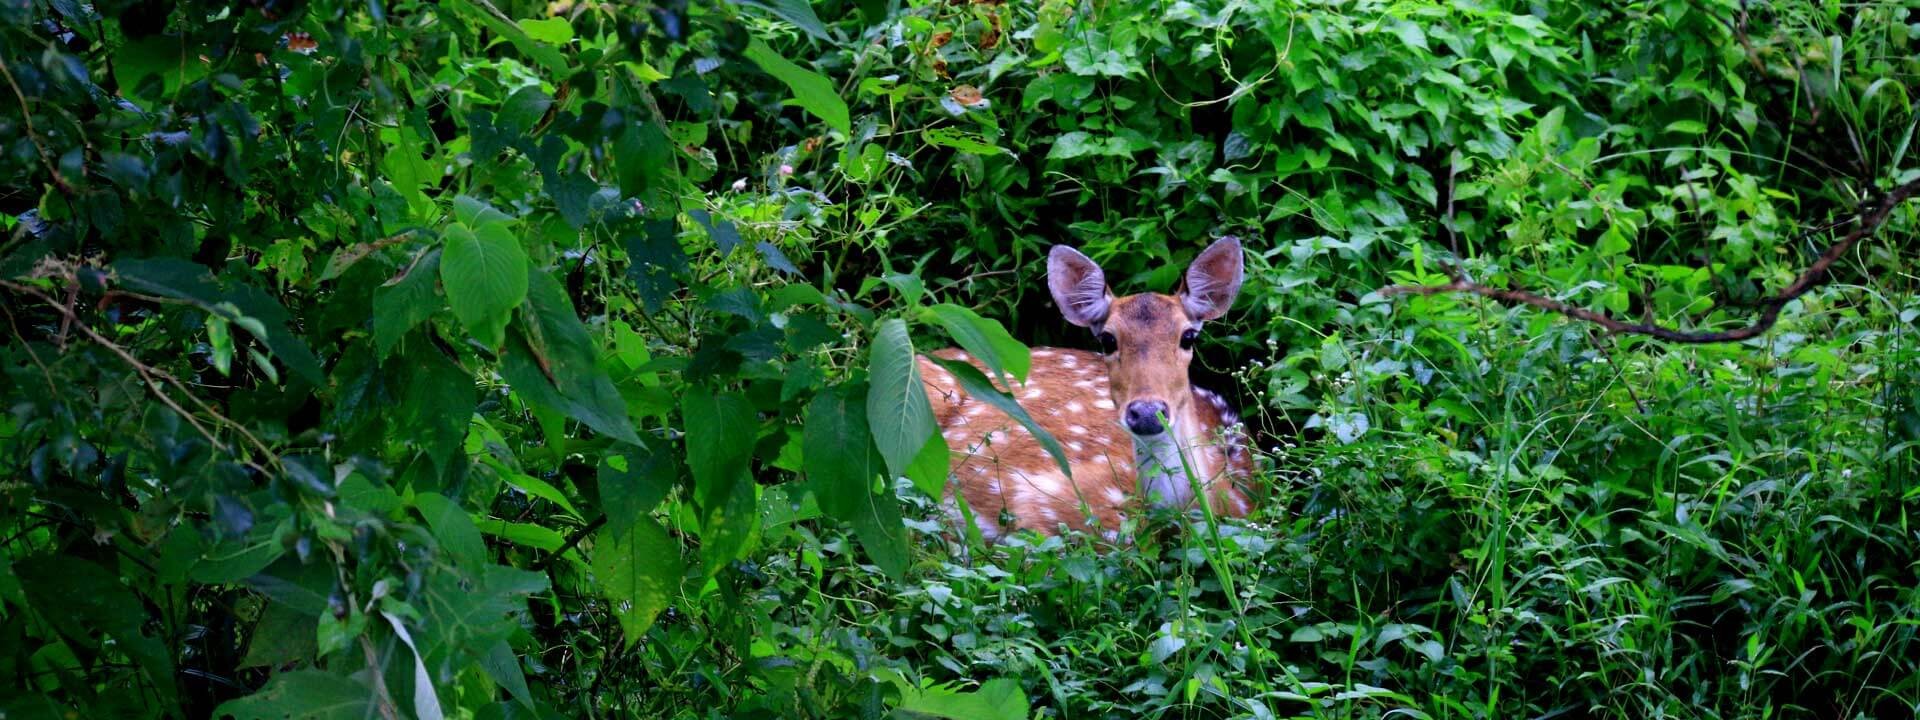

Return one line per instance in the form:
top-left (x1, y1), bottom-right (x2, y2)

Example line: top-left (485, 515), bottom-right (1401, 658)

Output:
top-left (213, 671), bottom-right (375, 720)
top-left (803, 386), bottom-right (908, 578)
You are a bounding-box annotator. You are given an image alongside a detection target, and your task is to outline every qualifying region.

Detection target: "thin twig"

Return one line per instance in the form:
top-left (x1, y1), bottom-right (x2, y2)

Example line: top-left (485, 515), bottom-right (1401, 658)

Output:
top-left (538, 514), bottom-right (607, 571)
top-left (0, 55), bottom-right (75, 194)
top-left (1381, 177), bottom-right (1920, 344)
top-left (1, 279), bottom-right (279, 469)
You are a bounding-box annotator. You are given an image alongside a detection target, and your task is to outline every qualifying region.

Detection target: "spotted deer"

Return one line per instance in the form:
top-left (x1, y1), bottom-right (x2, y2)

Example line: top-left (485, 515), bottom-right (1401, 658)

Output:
top-left (918, 237), bottom-right (1254, 542)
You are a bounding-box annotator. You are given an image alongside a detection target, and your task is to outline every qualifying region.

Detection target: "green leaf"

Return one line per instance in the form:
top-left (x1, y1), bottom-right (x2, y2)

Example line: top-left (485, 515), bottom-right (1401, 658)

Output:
top-left (924, 128), bottom-right (1007, 156)
top-left (214, 671), bottom-right (375, 720)
top-left (240, 603), bottom-right (317, 668)
top-left (373, 248), bottom-right (443, 358)
top-left (1391, 21), bottom-right (1429, 51)
top-left (394, 344), bottom-right (474, 477)
top-left (730, 0), bottom-right (830, 41)
top-left (380, 611), bottom-right (445, 720)
top-left (440, 222), bottom-right (528, 348)
top-left (518, 17), bottom-right (573, 45)
top-left (594, 516), bottom-right (683, 646)
top-left (503, 471), bottom-right (581, 519)
top-left (415, 493), bottom-right (488, 570)
top-left (803, 386), bottom-right (909, 578)
top-left (927, 356), bottom-right (1073, 479)
top-left (682, 389), bottom-right (757, 511)
top-left (446, 0), bottom-right (570, 72)
top-left (885, 674), bottom-right (1030, 720)
top-left (866, 318), bottom-right (942, 482)
top-left (509, 268), bottom-right (643, 445)
top-left (922, 304), bottom-right (1031, 385)
top-left (17, 556), bottom-right (177, 709)
top-left (1665, 119), bottom-right (1708, 135)
top-left (743, 38), bottom-right (851, 135)
top-left (476, 518), bottom-right (567, 552)
top-left (601, 447), bottom-right (678, 536)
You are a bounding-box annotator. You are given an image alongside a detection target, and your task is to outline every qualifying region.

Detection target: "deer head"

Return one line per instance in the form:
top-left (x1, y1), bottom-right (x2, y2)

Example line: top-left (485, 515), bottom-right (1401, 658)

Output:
top-left (1046, 238), bottom-right (1244, 503)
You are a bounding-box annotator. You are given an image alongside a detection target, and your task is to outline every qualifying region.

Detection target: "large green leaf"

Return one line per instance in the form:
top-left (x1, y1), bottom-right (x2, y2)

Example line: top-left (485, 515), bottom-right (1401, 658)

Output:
top-left (922, 303), bottom-right (1031, 385)
top-left (415, 493), bottom-right (487, 571)
top-left (926, 356), bottom-right (1074, 479)
top-left (395, 344), bottom-right (474, 477)
top-left (440, 222), bottom-right (527, 348)
top-left (866, 318), bottom-right (944, 490)
top-left (594, 516), bottom-right (683, 646)
top-left (682, 389), bottom-right (756, 511)
top-left (513, 268), bottom-right (640, 445)
top-left (884, 674), bottom-right (1030, 720)
top-left (681, 388), bottom-right (761, 575)
top-left (742, 38), bottom-right (850, 135)
top-left (803, 386), bottom-right (908, 578)
top-left (213, 671), bottom-right (376, 720)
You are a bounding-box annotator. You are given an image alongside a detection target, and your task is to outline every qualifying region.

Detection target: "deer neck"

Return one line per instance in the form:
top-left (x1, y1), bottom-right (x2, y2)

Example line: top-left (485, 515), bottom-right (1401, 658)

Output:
top-left (1132, 403), bottom-right (1213, 509)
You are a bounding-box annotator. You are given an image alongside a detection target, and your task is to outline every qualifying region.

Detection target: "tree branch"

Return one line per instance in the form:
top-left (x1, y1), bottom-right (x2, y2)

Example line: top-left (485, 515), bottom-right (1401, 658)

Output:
top-left (1380, 177), bottom-right (1920, 344)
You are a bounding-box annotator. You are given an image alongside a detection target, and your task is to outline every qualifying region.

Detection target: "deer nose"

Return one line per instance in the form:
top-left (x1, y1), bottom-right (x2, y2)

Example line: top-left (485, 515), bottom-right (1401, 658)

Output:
top-left (1124, 400), bottom-right (1170, 436)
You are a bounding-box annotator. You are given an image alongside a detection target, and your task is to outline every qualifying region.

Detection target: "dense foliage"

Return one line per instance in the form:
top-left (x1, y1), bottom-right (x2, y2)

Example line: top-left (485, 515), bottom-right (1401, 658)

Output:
top-left (2, 0), bottom-right (1917, 717)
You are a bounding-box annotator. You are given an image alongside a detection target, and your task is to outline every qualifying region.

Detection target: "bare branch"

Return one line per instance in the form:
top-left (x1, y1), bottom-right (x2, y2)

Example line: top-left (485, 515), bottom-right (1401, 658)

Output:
top-left (1381, 176), bottom-right (1920, 344)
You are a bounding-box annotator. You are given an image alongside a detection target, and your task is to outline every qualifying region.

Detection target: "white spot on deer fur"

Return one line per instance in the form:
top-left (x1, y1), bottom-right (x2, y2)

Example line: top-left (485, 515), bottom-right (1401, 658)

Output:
top-left (1104, 487), bottom-right (1127, 505)
top-left (953, 351), bottom-right (970, 360)
top-left (1093, 399), bottom-right (1115, 410)
top-left (1068, 441), bottom-right (1084, 453)
top-left (972, 465), bottom-right (988, 475)
top-left (1024, 386), bottom-right (1044, 399)
top-left (1069, 425), bottom-right (1087, 436)
top-left (943, 430), bottom-right (963, 440)
top-left (1093, 454), bottom-right (1110, 466)
top-left (1066, 401), bottom-right (1084, 413)
top-left (1074, 379), bottom-right (1096, 389)
top-left (1040, 507), bottom-right (1059, 524)
top-left (988, 431), bottom-right (1007, 444)
top-left (1231, 496), bottom-right (1249, 515)
top-left (1032, 349), bottom-right (1053, 358)
top-left (975, 513), bottom-right (1002, 541)
top-left (1061, 354), bottom-right (1077, 365)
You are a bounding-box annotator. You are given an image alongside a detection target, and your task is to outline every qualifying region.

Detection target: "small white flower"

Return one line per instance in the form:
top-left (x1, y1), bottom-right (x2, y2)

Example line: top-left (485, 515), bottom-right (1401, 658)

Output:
top-left (731, 177), bottom-right (747, 192)
top-left (778, 163), bottom-right (794, 176)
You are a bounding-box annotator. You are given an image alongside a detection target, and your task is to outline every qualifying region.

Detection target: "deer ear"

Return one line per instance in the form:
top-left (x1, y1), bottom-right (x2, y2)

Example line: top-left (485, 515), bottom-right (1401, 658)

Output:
top-left (1047, 245), bottom-right (1111, 327)
top-left (1179, 237), bottom-right (1244, 322)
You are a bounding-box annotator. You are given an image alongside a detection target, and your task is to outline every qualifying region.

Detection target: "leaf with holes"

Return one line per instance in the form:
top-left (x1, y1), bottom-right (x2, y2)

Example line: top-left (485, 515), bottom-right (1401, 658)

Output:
top-left (595, 516), bottom-right (684, 646)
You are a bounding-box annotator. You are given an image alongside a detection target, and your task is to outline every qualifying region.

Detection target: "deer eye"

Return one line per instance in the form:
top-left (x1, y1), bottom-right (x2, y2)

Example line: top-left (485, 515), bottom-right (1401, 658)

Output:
top-left (1095, 331), bottom-right (1117, 354)
top-left (1179, 328), bottom-right (1198, 350)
